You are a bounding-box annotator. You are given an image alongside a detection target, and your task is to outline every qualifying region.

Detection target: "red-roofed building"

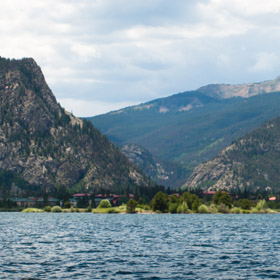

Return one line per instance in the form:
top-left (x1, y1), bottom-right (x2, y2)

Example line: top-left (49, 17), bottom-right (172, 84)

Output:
top-left (72, 193), bottom-right (91, 197)
top-left (168, 193), bottom-right (179, 199)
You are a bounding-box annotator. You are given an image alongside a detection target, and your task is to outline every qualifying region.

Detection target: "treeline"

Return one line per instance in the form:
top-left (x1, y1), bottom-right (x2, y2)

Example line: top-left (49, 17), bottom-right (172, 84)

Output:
top-left (147, 190), bottom-right (280, 213)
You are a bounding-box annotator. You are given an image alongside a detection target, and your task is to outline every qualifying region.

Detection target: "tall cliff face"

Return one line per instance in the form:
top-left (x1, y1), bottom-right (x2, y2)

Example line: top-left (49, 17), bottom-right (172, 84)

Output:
top-left (184, 116), bottom-right (280, 192)
top-left (0, 57), bottom-right (150, 194)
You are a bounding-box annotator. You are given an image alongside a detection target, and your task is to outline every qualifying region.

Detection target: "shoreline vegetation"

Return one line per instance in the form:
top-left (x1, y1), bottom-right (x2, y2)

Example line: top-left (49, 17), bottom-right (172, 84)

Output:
top-left (1, 191), bottom-right (280, 214)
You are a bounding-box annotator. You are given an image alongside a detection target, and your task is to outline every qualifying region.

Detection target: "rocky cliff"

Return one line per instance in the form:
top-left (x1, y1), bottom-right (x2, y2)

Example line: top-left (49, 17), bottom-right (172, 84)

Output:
top-left (0, 57), bottom-right (151, 194)
top-left (197, 76), bottom-right (280, 99)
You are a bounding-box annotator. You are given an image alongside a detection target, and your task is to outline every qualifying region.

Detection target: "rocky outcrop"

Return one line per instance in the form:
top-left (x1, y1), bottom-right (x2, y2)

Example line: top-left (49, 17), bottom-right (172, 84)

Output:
top-left (197, 76), bottom-right (280, 99)
top-left (0, 57), bottom-right (151, 194)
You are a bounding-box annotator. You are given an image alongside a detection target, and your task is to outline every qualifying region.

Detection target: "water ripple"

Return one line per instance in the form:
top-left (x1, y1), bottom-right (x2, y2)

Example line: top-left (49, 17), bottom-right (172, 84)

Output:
top-left (0, 213), bottom-right (280, 279)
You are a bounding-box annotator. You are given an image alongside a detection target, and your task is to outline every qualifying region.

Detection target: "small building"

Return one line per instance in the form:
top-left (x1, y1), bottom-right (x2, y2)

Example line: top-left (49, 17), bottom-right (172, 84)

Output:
top-left (12, 197), bottom-right (60, 208)
top-left (12, 197), bottom-right (36, 208)
top-left (35, 197), bottom-right (60, 207)
top-left (168, 193), bottom-right (180, 199)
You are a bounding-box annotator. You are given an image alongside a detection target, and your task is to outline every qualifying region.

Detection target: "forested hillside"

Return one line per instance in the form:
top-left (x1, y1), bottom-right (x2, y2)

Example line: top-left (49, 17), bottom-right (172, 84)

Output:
top-left (185, 116), bottom-right (280, 192)
top-left (89, 86), bottom-right (280, 186)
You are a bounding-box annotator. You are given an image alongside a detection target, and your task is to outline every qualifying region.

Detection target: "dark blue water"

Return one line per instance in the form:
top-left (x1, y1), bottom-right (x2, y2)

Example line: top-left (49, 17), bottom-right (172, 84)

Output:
top-left (0, 213), bottom-right (280, 279)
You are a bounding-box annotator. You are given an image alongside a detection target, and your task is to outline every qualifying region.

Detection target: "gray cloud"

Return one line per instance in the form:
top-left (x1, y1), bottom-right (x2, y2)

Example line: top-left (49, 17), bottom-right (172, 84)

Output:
top-left (1, 0), bottom-right (280, 116)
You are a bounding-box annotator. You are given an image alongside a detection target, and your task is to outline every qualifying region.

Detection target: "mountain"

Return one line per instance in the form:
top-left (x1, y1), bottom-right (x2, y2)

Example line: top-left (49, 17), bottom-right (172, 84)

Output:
top-left (88, 78), bottom-right (280, 187)
top-left (121, 144), bottom-right (186, 187)
top-left (184, 116), bottom-right (280, 192)
top-left (0, 57), bottom-right (152, 196)
top-left (197, 77), bottom-right (280, 99)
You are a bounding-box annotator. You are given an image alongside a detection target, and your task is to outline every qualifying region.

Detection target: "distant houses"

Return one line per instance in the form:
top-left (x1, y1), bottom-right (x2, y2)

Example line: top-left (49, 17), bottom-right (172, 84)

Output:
top-left (11, 193), bottom-right (135, 208)
top-left (12, 197), bottom-right (60, 208)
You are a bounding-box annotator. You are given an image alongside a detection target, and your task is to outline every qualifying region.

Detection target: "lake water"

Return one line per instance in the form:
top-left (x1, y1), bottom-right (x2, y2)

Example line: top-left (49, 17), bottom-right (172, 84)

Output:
top-left (0, 213), bottom-right (280, 280)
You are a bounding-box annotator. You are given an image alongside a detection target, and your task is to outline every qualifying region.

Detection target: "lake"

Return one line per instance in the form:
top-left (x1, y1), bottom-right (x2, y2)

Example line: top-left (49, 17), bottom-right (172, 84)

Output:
top-left (0, 213), bottom-right (279, 279)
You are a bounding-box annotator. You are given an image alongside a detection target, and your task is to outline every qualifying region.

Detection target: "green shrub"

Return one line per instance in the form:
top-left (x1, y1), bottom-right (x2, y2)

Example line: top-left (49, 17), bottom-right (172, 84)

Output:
top-left (63, 201), bottom-right (72, 209)
top-left (70, 206), bottom-right (75, 212)
top-left (212, 191), bottom-right (232, 208)
top-left (137, 204), bottom-right (150, 210)
top-left (51, 206), bottom-right (62, 213)
top-left (198, 204), bottom-right (209, 214)
top-left (22, 208), bottom-right (43, 213)
top-left (126, 199), bottom-right (138, 213)
top-left (217, 203), bottom-right (230, 213)
top-left (86, 206), bottom-right (92, 212)
top-left (143, 205), bottom-right (150, 210)
top-left (97, 199), bottom-right (111, 208)
top-left (169, 194), bottom-right (179, 203)
top-left (238, 199), bottom-right (252, 210)
top-left (151, 191), bottom-right (168, 212)
top-left (44, 205), bottom-right (51, 212)
top-left (231, 207), bottom-right (241, 214)
top-left (256, 200), bottom-right (267, 211)
top-left (180, 192), bottom-right (201, 211)
top-left (208, 204), bottom-right (218, 213)
top-left (251, 200), bottom-right (268, 213)
top-left (177, 201), bottom-right (189, 213)
top-left (169, 203), bottom-right (179, 213)
top-left (107, 208), bottom-right (118, 213)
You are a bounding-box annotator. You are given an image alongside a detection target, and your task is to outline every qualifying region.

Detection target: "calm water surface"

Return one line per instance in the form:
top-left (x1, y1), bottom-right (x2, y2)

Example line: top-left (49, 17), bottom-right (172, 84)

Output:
top-left (0, 213), bottom-right (280, 279)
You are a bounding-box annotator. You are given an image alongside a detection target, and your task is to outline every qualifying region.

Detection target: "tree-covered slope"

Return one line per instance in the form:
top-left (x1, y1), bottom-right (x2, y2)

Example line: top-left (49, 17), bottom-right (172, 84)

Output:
top-left (0, 57), bottom-right (152, 196)
top-left (184, 116), bottom-right (280, 192)
top-left (89, 88), bottom-right (280, 186)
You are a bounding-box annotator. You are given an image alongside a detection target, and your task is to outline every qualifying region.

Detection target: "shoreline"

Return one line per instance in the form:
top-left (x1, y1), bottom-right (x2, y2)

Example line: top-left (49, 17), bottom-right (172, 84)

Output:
top-left (1, 209), bottom-right (278, 214)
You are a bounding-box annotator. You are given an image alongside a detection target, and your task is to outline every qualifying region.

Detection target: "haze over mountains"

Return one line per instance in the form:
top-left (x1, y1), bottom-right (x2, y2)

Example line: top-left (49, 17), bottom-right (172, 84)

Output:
top-left (0, 57), bottom-right (153, 196)
top-left (89, 77), bottom-right (280, 188)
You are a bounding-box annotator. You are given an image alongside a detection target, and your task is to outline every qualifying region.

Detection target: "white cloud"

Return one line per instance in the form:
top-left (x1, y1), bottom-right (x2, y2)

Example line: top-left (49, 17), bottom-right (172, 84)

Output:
top-left (199, 0), bottom-right (280, 17)
top-left (1, 0), bottom-right (280, 116)
top-left (71, 43), bottom-right (100, 61)
top-left (249, 52), bottom-right (279, 72)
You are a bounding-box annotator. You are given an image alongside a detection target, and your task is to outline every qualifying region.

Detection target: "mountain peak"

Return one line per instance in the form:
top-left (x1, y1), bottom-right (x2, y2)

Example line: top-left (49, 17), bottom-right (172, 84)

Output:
top-left (0, 57), bottom-right (152, 195)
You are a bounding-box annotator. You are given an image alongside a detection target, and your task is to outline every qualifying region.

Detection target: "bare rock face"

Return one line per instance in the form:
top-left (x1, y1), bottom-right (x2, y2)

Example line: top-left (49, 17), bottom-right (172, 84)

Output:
top-left (197, 76), bottom-right (280, 99)
top-left (0, 57), bottom-right (151, 193)
top-left (184, 117), bottom-right (280, 192)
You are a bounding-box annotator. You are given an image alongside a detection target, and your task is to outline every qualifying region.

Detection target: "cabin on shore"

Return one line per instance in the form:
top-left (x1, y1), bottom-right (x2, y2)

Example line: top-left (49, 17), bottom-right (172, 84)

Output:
top-left (12, 197), bottom-right (60, 208)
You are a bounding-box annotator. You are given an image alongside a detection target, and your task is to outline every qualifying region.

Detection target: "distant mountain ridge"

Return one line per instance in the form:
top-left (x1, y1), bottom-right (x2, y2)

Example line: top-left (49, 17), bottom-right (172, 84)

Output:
top-left (0, 57), bottom-right (152, 196)
top-left (197, 76), bottom-right (280, 99)
top-left (89, 77), bottom-right (280, 187)
top-left (184, 115), bottom-right (280, 192)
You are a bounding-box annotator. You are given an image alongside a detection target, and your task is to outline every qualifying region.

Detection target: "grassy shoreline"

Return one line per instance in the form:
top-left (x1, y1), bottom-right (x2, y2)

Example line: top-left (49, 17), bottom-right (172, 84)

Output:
top-left (0, 206), bottom-right (278, 214)
top-left (2, 199), bottom-right (279, 214)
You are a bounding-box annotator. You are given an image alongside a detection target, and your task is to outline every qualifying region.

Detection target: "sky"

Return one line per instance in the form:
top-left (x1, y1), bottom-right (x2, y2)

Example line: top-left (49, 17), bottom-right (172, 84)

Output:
top-left (1, 0), bottom-right (280, 117)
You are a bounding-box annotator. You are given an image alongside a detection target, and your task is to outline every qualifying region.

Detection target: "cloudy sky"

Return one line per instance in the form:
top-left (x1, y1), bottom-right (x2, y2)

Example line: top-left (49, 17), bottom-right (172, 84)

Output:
top-left (1, 0), bottom-right (280, 116)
